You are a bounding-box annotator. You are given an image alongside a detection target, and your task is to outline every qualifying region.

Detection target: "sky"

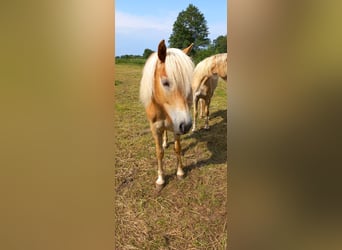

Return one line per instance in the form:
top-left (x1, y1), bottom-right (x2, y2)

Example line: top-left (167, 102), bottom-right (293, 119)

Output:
top-left (115, 0), bottom-right (227, 56)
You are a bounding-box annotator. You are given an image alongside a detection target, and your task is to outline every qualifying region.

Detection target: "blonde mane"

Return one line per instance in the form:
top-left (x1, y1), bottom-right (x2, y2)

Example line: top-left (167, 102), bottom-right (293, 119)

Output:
top-left (192, 53), bottom-right (227, 92)
top-left (140, 48), bottom-right (194, 107)
top-left (213, 53), bottom-right (228, 80)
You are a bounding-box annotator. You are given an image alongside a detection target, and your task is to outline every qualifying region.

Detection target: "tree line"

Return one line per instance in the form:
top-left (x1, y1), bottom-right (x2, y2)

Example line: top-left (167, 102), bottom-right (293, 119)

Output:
top-left (116, 4), bottom-right (226, 65)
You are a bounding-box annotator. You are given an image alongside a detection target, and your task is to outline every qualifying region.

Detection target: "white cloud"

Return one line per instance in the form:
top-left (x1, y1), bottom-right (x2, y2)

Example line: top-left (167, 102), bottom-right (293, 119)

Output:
top-left (115, 11), bottom-right (174, 34)
top-left (115, 11), bottom-right (177, 55)
top-left (114, 10), bottom-right (227, 56)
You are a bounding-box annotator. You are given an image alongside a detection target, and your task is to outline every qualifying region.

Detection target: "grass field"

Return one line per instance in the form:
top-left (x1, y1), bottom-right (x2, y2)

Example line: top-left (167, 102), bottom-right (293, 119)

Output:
top-left (114, 62), bottom-right (228, 249)
top-left (115, 57), bottom-right (146, 65)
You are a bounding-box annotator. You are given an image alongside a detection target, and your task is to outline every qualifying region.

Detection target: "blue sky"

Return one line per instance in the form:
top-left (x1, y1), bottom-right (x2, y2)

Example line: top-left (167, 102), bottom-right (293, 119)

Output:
top-left (115, 0), bottom-right (227, 56)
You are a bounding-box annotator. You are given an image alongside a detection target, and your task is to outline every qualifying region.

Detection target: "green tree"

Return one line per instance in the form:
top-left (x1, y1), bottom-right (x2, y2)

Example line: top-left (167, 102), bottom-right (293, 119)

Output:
top-left (193, 46), bottom-right (215, 64)
top-left (168, 4), bottom-right (210, 55)
top-left (213, 35), bottom-right (227, 53)
top-left (142, 48), bottom-right (154, 59)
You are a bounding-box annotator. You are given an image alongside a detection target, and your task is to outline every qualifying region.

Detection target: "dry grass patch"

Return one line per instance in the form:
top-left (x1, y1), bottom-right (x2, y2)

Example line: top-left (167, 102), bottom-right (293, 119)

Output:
top-left (115, 63), bottom-right (227, 249)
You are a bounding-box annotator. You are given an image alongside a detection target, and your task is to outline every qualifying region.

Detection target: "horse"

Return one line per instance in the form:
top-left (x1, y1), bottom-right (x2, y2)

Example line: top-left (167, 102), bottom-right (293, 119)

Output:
top-left (191, 53), bottom-right (228, 131)
top-left (139, 40), bottom-right (194, 189)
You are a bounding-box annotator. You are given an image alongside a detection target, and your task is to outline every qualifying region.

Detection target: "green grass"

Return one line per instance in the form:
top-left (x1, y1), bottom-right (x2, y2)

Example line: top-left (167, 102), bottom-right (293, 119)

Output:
top-left (115, 57), bottom-right (146, 65)
top-left (115, 62), bottom-right (227, 249)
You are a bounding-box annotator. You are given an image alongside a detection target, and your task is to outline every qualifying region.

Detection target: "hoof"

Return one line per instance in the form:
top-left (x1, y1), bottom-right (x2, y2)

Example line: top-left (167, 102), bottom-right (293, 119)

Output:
top-left (204, 126), bottom-right (210, 130)
top-left (177, 174), bottom-right (185, 180)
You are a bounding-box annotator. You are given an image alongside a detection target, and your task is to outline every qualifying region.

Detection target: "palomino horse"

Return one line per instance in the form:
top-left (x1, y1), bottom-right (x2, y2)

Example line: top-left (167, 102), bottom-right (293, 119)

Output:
top-left (140, 40), bottom-right (194, 189)
top-left (192, 53), bottom-right (227, 131)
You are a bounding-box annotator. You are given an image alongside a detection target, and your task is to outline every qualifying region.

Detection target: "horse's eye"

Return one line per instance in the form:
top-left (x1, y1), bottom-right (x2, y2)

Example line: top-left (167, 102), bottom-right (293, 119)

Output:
top-left (161, 79), bottom-right (170, 87)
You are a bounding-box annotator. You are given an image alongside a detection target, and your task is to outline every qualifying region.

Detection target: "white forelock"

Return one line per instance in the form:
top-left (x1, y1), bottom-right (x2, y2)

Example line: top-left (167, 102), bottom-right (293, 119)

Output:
top-left (139, 48), bottom-right (194, 108)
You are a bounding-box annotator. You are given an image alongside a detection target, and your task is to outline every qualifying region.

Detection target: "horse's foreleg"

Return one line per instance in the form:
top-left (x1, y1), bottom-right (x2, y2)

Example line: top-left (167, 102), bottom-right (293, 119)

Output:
top-left (151, 127), bottom-right (165, 187)
top-left (162, 130), bottom-right (168, 149)
top-left (192, 95), bottom-right (199, 132)
top-left (204, 98), bottom-right (211, 130)
top-left (174, 134), bottom-right (184, 178)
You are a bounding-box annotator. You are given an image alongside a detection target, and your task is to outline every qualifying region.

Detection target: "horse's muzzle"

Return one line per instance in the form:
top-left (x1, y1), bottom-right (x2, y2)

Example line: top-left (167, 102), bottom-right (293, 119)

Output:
top-left (179, 121), bottom-right (192, 134)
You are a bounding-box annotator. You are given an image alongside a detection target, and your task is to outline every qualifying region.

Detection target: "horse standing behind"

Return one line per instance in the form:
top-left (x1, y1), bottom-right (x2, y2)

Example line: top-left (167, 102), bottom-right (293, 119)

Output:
top-left (192, 53), bottom-right (228, 131)
top-left (140, 40), bottom-right (194, 189)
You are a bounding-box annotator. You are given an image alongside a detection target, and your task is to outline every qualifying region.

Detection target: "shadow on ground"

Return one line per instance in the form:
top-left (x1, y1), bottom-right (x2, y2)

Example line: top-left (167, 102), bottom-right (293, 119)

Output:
top-left (161, 109), bottom-right (227, 186)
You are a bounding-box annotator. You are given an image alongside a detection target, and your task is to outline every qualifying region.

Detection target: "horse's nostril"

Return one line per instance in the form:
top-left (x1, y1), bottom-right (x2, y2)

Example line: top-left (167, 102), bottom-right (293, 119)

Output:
top-left (180, 122), bottom-right (185, 133)
top-left (179, 121), bottom-right (192, 134)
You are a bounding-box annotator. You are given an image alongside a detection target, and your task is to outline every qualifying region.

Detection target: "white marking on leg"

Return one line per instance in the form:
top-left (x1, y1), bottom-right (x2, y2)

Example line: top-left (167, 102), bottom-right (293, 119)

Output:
top-left (204, 117), bottom-right (209, 129)
top-left (177, 167), bottom-right (184, 177)
top-left (156, 175), bottom-right (165, 185)
top-left (192, 115), bottom-right (196, 131)
top-left (192, 113), bottom-right (196, 131)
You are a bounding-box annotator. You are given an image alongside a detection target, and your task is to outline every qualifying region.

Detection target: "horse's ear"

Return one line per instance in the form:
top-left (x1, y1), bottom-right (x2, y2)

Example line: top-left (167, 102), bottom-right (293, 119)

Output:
top-left (158, 40), bottom-right (167, 63)
top-left (183, 43), bottom-right (194, 55)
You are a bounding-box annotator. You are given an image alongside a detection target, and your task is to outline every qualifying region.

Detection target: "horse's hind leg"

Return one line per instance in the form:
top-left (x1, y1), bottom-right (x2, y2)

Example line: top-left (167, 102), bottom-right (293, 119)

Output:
top-left (162, 130), bottom-right (168, 149)
top-left (174, 134), bottom-right (185, 179)
top-left (204, 98), bottom-right (211, 130)
top-left (151, 127), bottom-right (165, 188)
top-left (199, 99), bottom-right (205, 118)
